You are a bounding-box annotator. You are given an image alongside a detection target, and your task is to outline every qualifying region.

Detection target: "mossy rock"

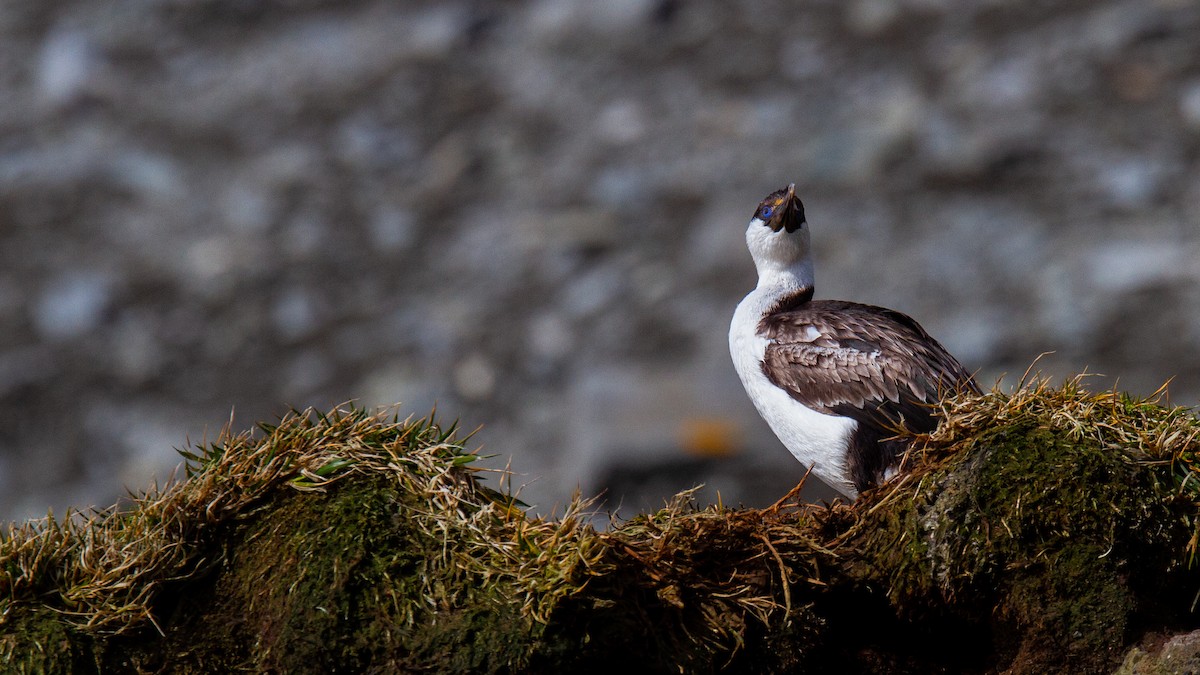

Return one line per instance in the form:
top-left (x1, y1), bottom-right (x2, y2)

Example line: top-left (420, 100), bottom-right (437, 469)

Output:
top-left (2, 381), bottom-right (1200, 673)
top-left (0, 608), bottom-right (90, 675)
top-left (836, 423), bottom-right (1187, 673)
top-left (115, 477), bottom-right (532, 673)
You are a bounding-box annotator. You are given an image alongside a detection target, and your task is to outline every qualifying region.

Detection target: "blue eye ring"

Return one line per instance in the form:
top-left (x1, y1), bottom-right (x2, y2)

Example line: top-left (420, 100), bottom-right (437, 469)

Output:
top-left (760, 205), bottom-right (774, 219)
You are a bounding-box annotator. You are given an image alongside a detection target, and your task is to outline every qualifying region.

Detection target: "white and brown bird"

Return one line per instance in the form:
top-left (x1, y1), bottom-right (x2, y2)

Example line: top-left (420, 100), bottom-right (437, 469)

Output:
top-left (729, 184), bottom-right (978, 500)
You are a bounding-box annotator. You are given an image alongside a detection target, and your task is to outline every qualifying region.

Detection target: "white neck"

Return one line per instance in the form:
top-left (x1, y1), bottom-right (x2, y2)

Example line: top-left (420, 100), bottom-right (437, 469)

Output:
top-left (745, 219), bottom-right (815, 300)
top-left (733, 257), bottom-right (815, 332)
top-left (755, 258), bottom-right (814, 297)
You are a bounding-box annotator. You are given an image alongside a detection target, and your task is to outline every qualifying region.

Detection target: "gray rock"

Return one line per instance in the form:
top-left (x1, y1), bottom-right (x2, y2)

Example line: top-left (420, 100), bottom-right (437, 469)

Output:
top-left (31, 272), bottom-right (113, 342)
top-left (2, 0), bottom-right (1199, 521)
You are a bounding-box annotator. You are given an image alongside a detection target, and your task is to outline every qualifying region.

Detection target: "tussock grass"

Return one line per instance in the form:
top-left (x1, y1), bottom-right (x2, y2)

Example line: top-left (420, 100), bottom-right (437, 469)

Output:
top-left (913, 374), bottom-right (1200, 557)
top-left (924, 374), bottom-right (1199, 468)
top-left (1, 373), bottom-right (1199, 673)
top-left (0, 407), bottom-right (601, 642)
top-left (833, 372), bottom-right (1200, 570)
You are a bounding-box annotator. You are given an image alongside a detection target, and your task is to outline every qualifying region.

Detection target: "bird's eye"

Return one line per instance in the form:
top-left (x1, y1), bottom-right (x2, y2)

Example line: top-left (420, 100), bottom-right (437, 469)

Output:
top-left (759, 205), bottom-right (774, 219)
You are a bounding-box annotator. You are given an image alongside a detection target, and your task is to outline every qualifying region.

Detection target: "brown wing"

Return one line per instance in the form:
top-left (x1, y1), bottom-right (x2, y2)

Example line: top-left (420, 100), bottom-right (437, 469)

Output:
top-left (759, 300), bottom-right (979, 434)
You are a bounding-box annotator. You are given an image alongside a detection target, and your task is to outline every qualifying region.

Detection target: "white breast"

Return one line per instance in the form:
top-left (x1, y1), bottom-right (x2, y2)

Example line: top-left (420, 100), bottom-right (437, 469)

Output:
top-left (729, 290), bottom-right (859, 498)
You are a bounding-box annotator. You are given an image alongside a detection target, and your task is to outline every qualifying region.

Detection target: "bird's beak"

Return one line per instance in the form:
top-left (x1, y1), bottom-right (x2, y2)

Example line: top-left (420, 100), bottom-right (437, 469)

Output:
top-left (777, 184), bottom-right (805, 233)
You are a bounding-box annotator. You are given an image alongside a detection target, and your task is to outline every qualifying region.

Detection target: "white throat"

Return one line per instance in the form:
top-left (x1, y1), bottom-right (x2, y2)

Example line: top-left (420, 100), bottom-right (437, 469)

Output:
top-left (745, 219), bottom-right (815, 298)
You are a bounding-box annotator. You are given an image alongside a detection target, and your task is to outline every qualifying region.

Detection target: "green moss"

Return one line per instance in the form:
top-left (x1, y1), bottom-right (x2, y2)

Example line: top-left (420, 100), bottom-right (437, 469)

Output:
top-left (118, 476), bottom-right (538, 673)
top-left (948, 424), bottom-right (1172, 577)
top-left (0, 608), bottom-right (92, 675)
top-left (547, 385), bottom-right (1200, 674)
top-left (999, 544), bottom-right (1131, 672)
top-left (4, 384), bottom-right (1200, 673)
top-left (952, 425), bottom-right (1181, 673)
top-left (832, 408), bottom-right (1192, 674)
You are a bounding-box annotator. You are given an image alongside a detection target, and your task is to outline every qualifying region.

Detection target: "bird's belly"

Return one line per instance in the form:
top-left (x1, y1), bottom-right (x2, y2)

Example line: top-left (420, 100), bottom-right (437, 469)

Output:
top-left (729, 318), bottom-right (858, 498)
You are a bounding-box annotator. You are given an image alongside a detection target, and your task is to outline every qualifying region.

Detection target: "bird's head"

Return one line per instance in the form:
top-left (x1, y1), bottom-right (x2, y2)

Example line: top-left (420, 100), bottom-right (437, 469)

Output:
top-left (745, 183), bottom-right (810, 275)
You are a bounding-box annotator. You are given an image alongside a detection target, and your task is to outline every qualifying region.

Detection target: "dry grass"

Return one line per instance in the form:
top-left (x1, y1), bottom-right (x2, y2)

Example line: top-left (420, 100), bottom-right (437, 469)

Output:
top-left (0, 406), bottom-right (603, 637)
top-left (922, 373), bottom-right (1199, 466)
top-left (915, 373), bottom-right (1200, 550)
top-left (2, 370), bottom-right (1199, 669)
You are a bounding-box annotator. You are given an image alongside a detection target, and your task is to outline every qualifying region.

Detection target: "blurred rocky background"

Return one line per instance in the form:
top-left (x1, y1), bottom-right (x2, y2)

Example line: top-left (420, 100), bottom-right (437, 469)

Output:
top-left (2, 0), bottom-right (1199, 521)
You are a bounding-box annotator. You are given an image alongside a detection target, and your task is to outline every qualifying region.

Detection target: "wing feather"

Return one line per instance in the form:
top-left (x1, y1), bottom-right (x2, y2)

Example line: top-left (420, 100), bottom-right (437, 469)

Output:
top-left (759, 300), bottom-right (978, 434)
